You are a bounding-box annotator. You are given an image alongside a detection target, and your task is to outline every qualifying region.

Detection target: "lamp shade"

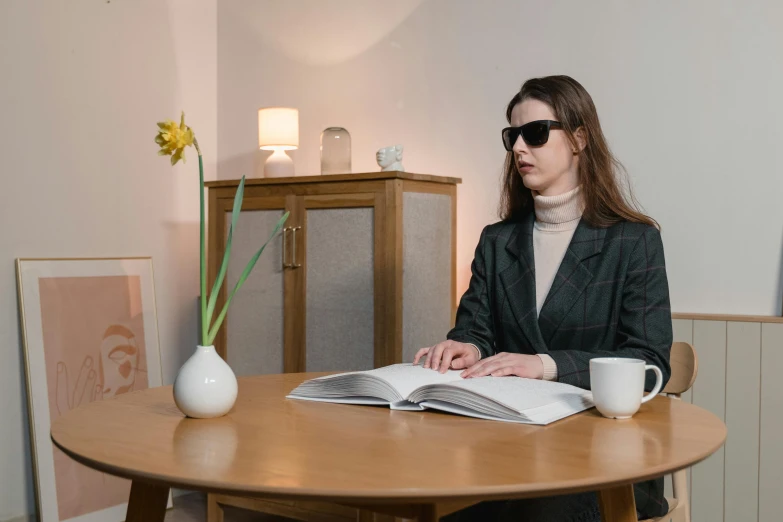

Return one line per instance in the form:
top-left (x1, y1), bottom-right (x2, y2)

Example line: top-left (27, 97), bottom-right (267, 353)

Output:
top-left (258, 107), bottom-right (299, 150)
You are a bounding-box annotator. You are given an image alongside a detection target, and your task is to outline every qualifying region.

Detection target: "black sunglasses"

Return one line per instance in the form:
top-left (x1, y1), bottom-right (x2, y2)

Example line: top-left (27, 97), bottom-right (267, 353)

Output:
top-left (501, 120), bottom-right (563, 150)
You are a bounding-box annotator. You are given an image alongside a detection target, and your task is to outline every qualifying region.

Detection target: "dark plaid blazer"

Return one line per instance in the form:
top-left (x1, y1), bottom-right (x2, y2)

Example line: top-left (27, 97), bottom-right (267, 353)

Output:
top-left (447, 211), bottom-right (673, 518)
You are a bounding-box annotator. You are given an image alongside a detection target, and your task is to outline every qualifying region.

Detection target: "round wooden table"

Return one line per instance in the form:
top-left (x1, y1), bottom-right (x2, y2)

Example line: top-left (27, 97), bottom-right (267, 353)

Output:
top-left (51, 373), bottom-right (726, 522)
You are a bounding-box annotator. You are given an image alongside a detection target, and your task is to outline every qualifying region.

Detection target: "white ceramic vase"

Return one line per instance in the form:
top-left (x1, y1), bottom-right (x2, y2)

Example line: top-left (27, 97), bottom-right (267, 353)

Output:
top-left (173, 345), bottom-right (238, 419)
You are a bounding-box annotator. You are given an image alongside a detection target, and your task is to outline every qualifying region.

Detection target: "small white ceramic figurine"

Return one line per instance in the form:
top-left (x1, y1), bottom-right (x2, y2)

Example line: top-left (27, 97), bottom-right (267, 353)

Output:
top-left (376, 145), bottom-right (404, 172)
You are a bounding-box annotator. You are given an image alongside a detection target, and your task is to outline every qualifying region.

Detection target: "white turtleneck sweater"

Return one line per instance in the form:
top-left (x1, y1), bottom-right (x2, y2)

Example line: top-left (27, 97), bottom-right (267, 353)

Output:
top-left (466, 185), bottom-right (583, 381)
top-left (533, 185), bottom-right (584, 314)
top-left (533, 185), bottom-right (584, 380)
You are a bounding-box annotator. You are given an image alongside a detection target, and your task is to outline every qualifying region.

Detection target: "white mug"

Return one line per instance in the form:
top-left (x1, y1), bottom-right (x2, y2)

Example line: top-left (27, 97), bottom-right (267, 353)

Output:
top-left (589, 358), bottom-right (664, 419)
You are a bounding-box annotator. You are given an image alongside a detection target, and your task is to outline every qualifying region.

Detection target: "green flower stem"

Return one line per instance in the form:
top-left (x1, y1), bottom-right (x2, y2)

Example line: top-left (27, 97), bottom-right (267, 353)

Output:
top-left (194, 137), bottom-right (207, 346)
top-left (186, 134), bottom-right (288, 348)
top-left (205, 177), bottom-right (245, 333)
top-left (206, 209), bottom-right (289, 345)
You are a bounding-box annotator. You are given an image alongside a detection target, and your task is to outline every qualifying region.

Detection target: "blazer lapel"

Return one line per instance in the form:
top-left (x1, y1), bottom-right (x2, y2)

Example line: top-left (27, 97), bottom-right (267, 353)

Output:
top-left (538, 219), bottom-right (606, 345)
top-left (499, 212), bottom-right (548, 354)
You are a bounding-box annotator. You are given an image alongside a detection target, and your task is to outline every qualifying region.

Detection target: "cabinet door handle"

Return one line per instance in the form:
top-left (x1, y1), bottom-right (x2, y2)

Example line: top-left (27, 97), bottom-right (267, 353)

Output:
top-left (291, 226), bottom-right (302, 268)
top-left (282, 227), bottom-right (293, 269)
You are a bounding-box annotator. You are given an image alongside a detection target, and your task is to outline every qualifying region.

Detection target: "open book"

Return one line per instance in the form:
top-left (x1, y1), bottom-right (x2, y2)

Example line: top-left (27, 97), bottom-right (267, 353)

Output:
top-left (287, 363), bottom-right (594, 425)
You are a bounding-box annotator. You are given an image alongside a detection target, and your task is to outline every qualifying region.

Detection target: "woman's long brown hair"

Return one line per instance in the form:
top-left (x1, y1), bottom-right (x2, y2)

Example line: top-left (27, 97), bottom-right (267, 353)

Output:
top-left (499, 75), bottom-right (658, 229)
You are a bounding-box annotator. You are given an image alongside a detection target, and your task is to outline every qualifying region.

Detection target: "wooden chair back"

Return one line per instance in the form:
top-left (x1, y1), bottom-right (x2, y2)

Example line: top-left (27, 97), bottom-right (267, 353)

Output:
top-left (643, 341), bottom-right (698, 522)
top-left (662, 341), bottom-right (698, 396)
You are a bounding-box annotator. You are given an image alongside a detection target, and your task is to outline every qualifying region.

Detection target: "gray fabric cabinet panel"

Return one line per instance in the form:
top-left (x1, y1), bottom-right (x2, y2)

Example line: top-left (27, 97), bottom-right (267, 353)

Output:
top-left (225, 209), bottom-right (285, 376)
top-left (305, 207), bottom-right (375, 372)
top-left (402, 192), bottom-right (452, 364)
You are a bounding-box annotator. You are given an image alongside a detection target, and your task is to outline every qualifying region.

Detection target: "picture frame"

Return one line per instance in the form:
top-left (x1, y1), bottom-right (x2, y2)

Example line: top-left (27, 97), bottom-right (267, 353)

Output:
top-left (16, 257), bottom-right (171, 522)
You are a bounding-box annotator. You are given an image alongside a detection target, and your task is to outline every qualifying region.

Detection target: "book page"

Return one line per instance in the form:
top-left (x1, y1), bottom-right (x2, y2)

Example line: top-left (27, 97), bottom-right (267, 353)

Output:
top-left (424, 376), bottom-right (593, 414)
top-left (418, 400), bottom-right (533, 424)
top-left (287, 395), bottom-right (390, 406)
top-left (389, 401), bottom-right (426, 411)
top-left (418, 398), bottom-right (591, 425)
top-left (362, 363), bottom-right (465, 398)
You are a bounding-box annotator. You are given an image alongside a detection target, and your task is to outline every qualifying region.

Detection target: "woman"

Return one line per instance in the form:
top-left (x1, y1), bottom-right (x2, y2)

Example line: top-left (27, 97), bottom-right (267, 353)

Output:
top-left (413, 75), bottom-right (673, 522)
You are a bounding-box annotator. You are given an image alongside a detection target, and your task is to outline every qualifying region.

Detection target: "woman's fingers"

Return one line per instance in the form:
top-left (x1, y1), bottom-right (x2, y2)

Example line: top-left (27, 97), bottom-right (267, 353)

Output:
top-left (450, 356), bottom-right (468, 370)
top-left (465, 359), bottom-right (507, 378)
top-left (438, 347), bottom-right (458, 373)
top-left (417, 341), bottom-right (480, 372)
top-left (414, 345), bottom-right (541, 379)
top-left (412, 347), bottom-right (430, 365)
top-left (424, 343), bottom-right (447, 369)
top-left (461, 353), bottom-right (500, 378)
top-left (490, 366), bottom-right (515, 377)
top-left (422, 345), bottom-right (435, 368)
top-left (461, 354), bottom-right (541, 379)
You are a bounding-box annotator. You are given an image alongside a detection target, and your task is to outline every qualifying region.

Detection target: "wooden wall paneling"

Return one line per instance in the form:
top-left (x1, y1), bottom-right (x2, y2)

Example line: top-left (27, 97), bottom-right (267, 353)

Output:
top-left (724, 322), bottom-right (761, 522)
top-left (690, 320), bottom-right (727, 522)
top-left (759, 323), bottom-right (783, 522)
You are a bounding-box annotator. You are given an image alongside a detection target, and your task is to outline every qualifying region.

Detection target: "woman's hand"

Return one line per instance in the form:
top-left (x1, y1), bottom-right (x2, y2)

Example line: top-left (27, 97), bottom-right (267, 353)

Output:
top-left (460, 352), bottom-right (544, 379)
top-left (412, 341), bottom-right (481, 373)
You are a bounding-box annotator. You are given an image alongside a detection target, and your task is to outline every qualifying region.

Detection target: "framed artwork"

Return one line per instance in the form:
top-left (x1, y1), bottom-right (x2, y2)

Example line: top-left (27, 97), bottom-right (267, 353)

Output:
top-left (16, 257), bottom-right (171, 522)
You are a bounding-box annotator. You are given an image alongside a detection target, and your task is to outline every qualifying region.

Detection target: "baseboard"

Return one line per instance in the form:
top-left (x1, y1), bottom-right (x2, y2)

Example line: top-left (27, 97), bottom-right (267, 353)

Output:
top-left (2, 515), bottom-right (36, 522)
top-left (172, 487), bottom-right (191, 498)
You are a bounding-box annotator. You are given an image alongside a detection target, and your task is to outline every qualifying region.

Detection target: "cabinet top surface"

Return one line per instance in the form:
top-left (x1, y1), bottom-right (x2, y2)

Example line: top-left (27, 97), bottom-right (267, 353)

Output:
top-left (51, 372), bottom-right (725, 503)
top-left (204, 171), bottom-right (461, 188)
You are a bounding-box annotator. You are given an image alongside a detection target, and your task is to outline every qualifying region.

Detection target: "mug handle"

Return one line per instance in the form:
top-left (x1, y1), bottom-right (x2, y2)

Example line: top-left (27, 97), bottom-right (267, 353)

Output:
top-left (640, 365), bottom-right (664, 403)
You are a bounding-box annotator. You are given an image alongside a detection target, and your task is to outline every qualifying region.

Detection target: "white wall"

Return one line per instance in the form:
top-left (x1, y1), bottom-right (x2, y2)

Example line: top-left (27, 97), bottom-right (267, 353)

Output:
top-left (0, 1), bottom-right (216, 520)
top-left (218, 0), bottom-right (783, 316)
top-left (3, 0), bottom-right (782, 519)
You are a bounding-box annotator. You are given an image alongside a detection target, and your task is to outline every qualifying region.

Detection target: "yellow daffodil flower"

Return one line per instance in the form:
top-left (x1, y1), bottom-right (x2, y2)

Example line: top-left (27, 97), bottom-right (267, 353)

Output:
top-left (153, 110), bottom-right (288, 350)
top-left (154, 111), bottom-right (195, 165)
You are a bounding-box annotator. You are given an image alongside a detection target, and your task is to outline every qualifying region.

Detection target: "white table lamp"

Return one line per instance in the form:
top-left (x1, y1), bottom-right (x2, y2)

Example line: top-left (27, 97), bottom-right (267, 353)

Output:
top-left (258, 107), bottom-right (299, 178)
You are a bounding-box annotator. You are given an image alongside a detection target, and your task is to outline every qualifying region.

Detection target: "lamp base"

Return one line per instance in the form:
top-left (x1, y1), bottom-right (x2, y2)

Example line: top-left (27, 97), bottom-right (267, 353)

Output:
top-left (264, 149), bottom-right (295, 178)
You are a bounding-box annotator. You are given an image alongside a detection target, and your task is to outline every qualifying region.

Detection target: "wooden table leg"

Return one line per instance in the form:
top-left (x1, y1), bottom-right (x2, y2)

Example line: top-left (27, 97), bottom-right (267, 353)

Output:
top-left (125, 480), bottom-right (170, 522)
top-left (207, 493), bottom-right (224, 522)
top-left (418, 504), bottom-right (439, 522)
top-left (598, 484), bottom-right (637, 522)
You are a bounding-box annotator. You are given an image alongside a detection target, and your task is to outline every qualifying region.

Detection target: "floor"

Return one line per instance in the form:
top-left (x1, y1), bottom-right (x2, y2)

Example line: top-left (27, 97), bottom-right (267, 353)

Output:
top-left (165, 493), bottom-right (292, 522)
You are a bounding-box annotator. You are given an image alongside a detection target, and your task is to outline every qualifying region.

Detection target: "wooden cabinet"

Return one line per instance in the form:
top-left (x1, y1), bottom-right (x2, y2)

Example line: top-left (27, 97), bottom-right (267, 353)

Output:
top-left (205, 171), bottom-right (460, 375)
